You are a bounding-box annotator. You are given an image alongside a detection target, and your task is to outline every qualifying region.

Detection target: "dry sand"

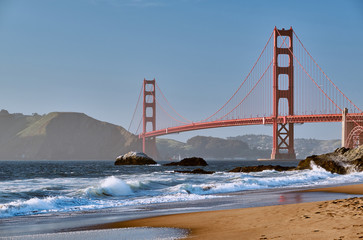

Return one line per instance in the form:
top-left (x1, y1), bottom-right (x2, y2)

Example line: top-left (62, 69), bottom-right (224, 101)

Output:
top-left (92, 184), bottom-right (363, 239)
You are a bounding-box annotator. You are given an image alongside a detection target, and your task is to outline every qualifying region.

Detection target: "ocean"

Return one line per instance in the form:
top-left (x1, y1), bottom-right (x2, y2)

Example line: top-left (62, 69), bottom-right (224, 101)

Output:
top-left (1, 159), bottom-right (363, 220)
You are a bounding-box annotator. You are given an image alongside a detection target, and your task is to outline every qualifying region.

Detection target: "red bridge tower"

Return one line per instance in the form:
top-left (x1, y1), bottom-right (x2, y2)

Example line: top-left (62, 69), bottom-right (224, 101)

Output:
top-left (271, 27), bottom-right (296, 160)
top-left (142, 79), bottom-right (158, 159)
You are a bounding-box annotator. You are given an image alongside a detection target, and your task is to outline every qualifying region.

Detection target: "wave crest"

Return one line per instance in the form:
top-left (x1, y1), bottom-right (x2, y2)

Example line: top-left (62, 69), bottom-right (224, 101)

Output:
top-left (84, 176), bottom-right (133, 197)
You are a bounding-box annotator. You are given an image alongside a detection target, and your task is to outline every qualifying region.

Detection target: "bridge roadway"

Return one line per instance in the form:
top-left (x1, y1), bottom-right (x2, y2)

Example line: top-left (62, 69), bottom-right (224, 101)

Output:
top-left (140, 113), bottom-right (363, 138)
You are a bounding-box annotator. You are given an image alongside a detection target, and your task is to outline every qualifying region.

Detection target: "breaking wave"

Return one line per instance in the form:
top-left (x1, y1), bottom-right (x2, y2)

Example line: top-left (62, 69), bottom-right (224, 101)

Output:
top-left (2, 164), bottom-right (363, 218)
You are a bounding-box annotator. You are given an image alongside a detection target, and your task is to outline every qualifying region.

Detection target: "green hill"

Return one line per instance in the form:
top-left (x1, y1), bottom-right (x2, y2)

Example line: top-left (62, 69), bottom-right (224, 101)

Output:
top-left (0, 110), bottom-right (140, 160)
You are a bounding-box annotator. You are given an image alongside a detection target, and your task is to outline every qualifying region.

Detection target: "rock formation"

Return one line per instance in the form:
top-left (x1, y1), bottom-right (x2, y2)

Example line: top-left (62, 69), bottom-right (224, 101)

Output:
top-left (228, 146), bottom-right (363, 174)
top-left (229, 165), bottom-right (295, 173)
top-left (296, 146), bottom-right (363, 174)
top-left (115, 152), bottom-right (157, 165)
top-left (164, 157), bottom-right (208, 166)
top-left (175, 168), bottom-right (215, 174)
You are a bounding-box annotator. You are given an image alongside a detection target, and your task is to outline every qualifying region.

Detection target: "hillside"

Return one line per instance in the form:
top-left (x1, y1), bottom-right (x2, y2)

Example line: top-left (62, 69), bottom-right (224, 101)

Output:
top-left (157, 134), bottom-right (341, 160)
top-left (157, 136), bottom-right (270, 160)
top-left (228, 135), bottom-right (341, 159)
top-left (0, 110), bottom-right (141, 160)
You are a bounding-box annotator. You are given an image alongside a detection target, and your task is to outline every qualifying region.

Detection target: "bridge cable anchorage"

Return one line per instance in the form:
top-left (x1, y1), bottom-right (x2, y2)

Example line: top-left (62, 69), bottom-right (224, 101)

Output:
top-left (128, 83), bottom-right (144, 133)
top-left (155, 82), bottom-right (192, 123)
top-left (276, 30), bottom-right (342, 112)
top-left (293, 31), bottom-right (362, 113)
top-left (199, 30), bottom-right (275, 123)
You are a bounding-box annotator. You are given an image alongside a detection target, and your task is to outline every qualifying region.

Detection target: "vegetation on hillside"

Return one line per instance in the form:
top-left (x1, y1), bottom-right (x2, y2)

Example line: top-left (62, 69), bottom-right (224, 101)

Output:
top-left (0, 110), bottom-right (140, 160)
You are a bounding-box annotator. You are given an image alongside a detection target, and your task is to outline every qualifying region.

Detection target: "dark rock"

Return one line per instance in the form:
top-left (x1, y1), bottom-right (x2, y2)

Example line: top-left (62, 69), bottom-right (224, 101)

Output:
top-left (334, 147), bottom-right (350, 155)
top-left (164, 157), bottom-right (208, 166)
top-left (115, 151), bottom-right (157, 165)
top-left (229, 165), bottom-right (295, 173)
top-left (352, 157), bottom-right (363, 172)
top-left (175, 168), bottom-right (215, 174)
top-left (296, 155), bottom-right (347, 174)
top-left (296, 145), bottom-right (363, 174)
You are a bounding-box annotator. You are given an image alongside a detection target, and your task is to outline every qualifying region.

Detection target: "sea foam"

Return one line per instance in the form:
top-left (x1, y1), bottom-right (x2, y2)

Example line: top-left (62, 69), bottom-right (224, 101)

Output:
top-left (175, 166), bottom-right (363, 195)
top-left (84, 176), bottom-right (133, 197)
top-left (2, 165), bottom-right (363, 219)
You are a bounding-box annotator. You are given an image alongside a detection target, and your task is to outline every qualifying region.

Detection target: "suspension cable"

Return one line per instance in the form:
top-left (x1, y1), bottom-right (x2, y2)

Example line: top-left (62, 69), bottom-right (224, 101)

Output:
top-left (199, 30), bottom-right (274, 122)
top-left (215, 61), bottom-right (273, 121)
top-left (128, 83), bottom-right (143, 132)
top-left (277, 30), bottom-right (342, 112)
top-left (135, 117), bottom-right (142, 134)
top-left (155, 83), bottom-right (192, 123)
top-left (150, 88), bottom-right (191, 125)
top-left (293, 31), bottom-right (362, 113)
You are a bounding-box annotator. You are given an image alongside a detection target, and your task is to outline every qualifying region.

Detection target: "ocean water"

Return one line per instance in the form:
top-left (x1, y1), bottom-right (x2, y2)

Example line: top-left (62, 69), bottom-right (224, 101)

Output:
top-left (1, 160), bottom-right (363, 219)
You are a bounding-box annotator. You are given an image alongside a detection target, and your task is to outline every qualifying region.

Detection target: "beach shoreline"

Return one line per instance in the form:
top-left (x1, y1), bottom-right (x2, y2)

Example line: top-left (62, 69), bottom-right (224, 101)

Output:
top-left (1, 183), bottom-right (363, 239)
top-left (87, 184), bottom-right (363, 239)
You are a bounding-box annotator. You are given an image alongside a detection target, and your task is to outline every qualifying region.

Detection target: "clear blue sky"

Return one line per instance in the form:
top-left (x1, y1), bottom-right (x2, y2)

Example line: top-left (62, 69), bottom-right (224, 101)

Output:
top-left (0, 0), bottom-right (362, 142)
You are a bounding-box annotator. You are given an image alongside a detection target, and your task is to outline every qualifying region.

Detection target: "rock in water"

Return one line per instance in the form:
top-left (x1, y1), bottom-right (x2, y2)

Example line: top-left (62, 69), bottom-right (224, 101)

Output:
top-left (164, 157), bottom-right (208, 166)
top-left (296, 146), bottom-right (363, 174)
top-left (115, 151), bottom-right (157, 165)
top-left (229, 165), bottom-right (295, 173)
top-left (175, 168), bottom-right (215, 174)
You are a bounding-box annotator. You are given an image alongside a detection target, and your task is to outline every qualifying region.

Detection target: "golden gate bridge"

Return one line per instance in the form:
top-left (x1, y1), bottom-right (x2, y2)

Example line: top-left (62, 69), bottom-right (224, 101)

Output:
top-left (128, 27), bottom-right (363, 160)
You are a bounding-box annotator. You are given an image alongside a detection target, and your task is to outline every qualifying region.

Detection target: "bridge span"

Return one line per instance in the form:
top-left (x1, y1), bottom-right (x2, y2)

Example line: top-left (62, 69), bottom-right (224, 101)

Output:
top-left (129, 27), bottom-right (363, 160)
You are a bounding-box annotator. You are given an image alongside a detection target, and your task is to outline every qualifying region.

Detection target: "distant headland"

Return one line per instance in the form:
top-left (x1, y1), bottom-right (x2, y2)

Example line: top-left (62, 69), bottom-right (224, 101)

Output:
top-left (0, 110), bottom-right (340, 160)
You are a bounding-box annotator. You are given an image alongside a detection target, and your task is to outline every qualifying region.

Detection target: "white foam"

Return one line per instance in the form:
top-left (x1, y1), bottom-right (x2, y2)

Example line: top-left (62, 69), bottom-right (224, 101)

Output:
top-left (84, 176), bottom-right (133, 197)
top-left (1, 196), bottom-right (63, 218)
top-left (175, 167), bottom-right (363, 195)
top-left (0, 192), bottom-right (217, 218)
top-left (2, 167), bottom-right (363, 218)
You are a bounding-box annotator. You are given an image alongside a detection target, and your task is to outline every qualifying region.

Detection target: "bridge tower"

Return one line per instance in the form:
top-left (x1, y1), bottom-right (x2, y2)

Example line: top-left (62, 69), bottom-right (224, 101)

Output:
top-left (271, 27), bottom-right (296, 160)
top-left (142, 78), bottom-right (158, 159)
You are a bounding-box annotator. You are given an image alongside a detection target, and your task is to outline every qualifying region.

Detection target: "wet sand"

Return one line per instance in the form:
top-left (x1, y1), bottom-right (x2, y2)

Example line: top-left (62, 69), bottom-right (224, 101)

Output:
top-left (0, 228), bottom-right (187, 240)
top-left (304, 183), bottom-right (363, 195)
top-left (92, 184), bottom-right (363, 239)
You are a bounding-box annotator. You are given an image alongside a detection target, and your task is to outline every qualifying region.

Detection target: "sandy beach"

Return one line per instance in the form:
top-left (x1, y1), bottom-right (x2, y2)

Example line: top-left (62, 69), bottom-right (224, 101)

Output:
top-left (91, 184), bottom-right (363, 239)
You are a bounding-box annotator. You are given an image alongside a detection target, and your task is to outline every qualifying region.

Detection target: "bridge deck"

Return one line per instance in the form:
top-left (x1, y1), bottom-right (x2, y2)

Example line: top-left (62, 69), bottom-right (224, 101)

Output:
top-left (140, 113), bottom-right (363, 138)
